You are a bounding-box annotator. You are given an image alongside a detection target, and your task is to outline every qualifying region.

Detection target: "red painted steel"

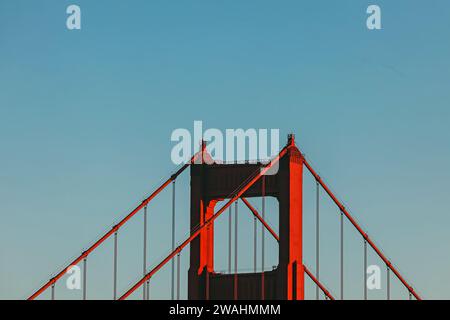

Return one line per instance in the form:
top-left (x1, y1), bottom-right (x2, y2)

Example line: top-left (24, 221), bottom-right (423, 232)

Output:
top-left (301, 155), bottom-right (421, 300)
top-left (304, 265), bottom-right (334, 300)
top-left (118, 146), bottom-right (289, 299)
top-left (285, 138), bottom-right (304, 300)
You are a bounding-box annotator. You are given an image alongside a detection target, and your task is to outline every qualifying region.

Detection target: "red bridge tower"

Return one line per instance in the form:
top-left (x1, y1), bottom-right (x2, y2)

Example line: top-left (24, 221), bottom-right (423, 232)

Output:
top-left (188, 135), bottom-right (304, 300)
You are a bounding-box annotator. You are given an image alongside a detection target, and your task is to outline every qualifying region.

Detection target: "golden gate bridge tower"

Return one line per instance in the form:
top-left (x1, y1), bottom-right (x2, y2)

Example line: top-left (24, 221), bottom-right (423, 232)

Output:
top-left (189, 134), bottom-right (303, 300)
top-left (27, 134), bottom-right (421, 301)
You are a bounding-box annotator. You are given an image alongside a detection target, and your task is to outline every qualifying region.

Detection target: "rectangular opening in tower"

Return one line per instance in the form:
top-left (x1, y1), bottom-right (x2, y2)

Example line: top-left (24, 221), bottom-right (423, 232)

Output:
top-left (213, 196), bottom-right (279, 275)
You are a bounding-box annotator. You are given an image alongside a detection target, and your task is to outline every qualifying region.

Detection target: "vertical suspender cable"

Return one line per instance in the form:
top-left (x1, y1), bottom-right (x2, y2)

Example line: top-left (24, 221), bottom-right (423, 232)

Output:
top-left (340, 210), bottom-right (344, 300)
top-left (177, 253), bottom-right (181, 300)
top-left (171, 181), bottom-right (176, 300)
top-left (206, 221), bottom-right (210, 300)
top-left (228, 206), bottom-right (232, 274)
top-left (261, 175), bottom-right (266, 300)
top-left (146, 279), bottom-right (150, 300)
top-left (364, 239), bottom-right (367, 300)
top-left (143, 206), bottom-right (147, 300)
top-left (387, 266), bottom-right (390, 300)
top-left (253, 215), bottom-right (257, 273)
top-left (113, 231), bottom-right (118, 300)
top-left (83, 257), bottom-right (87, 300)
top-left (316, 180), bottom-right (320, 300)
top-left (51, 283), bottom-right (55, 300)
top-left (205, 197), bottom-right (211, 300)
top-left (409, 291), bottom-right (412, 300)
top-left (234, 201), bottom-right (238, 300)
top-left (146, 207), bottom-right (151, 300)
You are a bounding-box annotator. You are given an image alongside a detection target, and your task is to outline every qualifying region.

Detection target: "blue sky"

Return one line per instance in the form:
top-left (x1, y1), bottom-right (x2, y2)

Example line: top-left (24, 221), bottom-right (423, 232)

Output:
top-left (1, 0), bottom-right (450, 299)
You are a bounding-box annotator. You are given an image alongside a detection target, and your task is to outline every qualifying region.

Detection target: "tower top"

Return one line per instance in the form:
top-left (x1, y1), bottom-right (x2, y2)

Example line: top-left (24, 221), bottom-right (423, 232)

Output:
top-left (287, 133), bottom-right (295, 146)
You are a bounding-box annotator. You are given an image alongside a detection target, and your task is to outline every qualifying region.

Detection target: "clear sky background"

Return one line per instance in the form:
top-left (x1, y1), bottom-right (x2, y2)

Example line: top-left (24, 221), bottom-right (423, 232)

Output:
top-left (1, 0), bottom-right (449, 300)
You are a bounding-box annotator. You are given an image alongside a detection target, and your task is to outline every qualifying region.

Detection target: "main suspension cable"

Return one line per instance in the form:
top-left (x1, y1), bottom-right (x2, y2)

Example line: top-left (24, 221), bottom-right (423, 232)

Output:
top-left (301, 153), bottom-right (421, 300)
top-left (28, 155), bottom-right (195, 300)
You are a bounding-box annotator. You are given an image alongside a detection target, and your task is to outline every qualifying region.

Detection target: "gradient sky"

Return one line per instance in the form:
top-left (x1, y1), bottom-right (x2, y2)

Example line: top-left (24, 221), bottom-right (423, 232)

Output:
top-left (1, 0), bottom-right (450, 300)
